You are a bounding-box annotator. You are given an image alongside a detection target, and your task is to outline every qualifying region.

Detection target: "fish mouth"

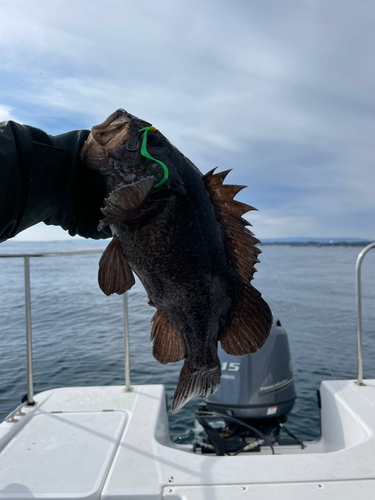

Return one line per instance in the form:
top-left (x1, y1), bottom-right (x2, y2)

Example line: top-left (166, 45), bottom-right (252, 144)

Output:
top-left (80, 109), bottom-right (152, 175)
top-left (91, 109), bottom-right (151, 150)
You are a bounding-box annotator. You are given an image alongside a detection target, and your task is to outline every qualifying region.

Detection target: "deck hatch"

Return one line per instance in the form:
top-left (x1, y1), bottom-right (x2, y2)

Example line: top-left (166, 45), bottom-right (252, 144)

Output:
top-left (0, 411), bottom-right (126, 499)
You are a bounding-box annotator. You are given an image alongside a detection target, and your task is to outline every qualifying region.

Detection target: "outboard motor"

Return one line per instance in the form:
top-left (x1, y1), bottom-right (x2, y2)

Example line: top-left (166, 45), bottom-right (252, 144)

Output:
top-left (194, 318), bottom-right (303, 455)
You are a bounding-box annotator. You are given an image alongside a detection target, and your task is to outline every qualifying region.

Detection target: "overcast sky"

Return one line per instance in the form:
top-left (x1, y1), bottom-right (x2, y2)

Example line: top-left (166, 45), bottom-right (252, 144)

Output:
top-left (1, 0), bottom-right (374, 241)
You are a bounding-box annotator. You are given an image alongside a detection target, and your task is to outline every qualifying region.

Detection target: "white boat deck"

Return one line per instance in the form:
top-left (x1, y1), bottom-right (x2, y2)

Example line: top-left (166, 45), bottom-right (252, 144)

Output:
top-left (0, 380), bottom-right (374, 499)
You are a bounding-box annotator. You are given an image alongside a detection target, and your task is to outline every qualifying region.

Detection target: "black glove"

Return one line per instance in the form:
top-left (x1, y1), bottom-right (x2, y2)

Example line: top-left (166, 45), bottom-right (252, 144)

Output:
top-left (0, 121), bottom-right (111, 241)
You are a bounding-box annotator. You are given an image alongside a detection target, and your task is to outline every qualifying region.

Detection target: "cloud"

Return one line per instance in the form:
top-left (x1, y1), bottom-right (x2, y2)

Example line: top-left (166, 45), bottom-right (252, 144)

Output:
top-left (1, 0), bottom-right (375, 240)
top-left (0, 104), bottom-right (19, 122)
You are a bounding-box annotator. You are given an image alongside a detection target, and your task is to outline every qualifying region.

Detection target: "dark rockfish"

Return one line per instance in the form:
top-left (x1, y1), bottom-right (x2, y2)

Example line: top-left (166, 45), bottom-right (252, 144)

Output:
top-left (80, 109), bottom-right (272, 413)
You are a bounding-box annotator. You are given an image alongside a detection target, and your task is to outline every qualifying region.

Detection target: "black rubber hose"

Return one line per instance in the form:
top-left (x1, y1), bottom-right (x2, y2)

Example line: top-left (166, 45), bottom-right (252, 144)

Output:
top-left (195, 410), bottom-right (275, 455)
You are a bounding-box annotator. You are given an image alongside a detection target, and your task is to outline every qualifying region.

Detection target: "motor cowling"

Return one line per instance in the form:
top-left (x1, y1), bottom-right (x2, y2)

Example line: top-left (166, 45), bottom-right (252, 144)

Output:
top-left (205, 318), bottom-right (296, 420)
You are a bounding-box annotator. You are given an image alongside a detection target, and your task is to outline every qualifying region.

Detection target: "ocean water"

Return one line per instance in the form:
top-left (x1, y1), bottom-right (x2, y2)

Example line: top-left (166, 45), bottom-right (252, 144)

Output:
top-left (0, 239), bottom-right (374, 443)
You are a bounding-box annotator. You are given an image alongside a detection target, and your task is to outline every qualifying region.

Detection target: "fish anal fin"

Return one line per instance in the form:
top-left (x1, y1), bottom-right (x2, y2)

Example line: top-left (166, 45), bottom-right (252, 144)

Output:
top-left (171, 361), bottom-right (221, 414)
top-left (220, 283), bottom-right (273, 356)
top-left (151, 311), bottom-right (186, 364)
top-left (98, 236), bottom-right (135, 296)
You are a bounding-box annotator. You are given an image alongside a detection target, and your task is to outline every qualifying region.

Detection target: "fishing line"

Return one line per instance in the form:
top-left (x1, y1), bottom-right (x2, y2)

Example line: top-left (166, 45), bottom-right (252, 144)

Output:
top-left (261, 250), bottom-right (375, 454)
top-left (138, 126), bottom-right (169, 188)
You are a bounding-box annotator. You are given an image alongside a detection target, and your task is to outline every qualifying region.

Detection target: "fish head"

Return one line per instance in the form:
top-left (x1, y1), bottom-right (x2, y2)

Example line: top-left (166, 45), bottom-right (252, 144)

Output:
top-left (80, 109), bottom-right (203, 230)
top-left (81, 109), bottom-right (151, 189)
top-left (80, 108), bottom-right (190, 195)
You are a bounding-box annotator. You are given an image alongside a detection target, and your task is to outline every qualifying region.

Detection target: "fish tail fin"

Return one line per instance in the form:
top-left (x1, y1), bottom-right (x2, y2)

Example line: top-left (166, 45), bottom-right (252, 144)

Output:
top-left (171, 361), bottom-right (221, 414)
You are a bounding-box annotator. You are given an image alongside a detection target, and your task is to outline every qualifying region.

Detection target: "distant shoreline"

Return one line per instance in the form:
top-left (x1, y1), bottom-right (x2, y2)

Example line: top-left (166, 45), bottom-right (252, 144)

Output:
top-left (260, 241), bottom-right (372, 247)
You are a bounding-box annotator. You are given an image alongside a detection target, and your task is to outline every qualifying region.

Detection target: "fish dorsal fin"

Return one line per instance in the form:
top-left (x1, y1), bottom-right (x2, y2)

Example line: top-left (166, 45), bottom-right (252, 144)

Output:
top-left (216, 207), bottom-right (252, 228)
top-left (204, 168), bottom-right (273, 355)
top-left (220, 282), bottom-right (273, 355)
top-left (203, 168), bottom-right (232, 186)
top-left (209, 184), bottom-right (246, 199)
top-left (98, 236), bottom-right (135, 296)
top-left (150, 311), bottom-right (186, 364)
top-left (99, 176), bottom-right (155, 228)
top-left (204, 168), bottom-right (261, 284)
top-left (214, 198), bottom-right (257, 217)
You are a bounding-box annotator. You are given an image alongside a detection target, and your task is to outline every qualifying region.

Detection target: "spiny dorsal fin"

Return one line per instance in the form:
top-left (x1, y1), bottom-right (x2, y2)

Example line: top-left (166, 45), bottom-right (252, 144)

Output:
top-left (209, 184), bottom-right (246, 200)
top-left (150, 311), bottom-right (186, 364)
top-left (203, 167), bottom-right (218, 179)
top-left (214, 198), bottom-right (257, 217)
top-left (98, 236), bottom-right (135, 296)
top-left (220, 282), bottom-right (273, 356)
top-left (230, 255), bottom-right (259, 283)
top-left (224, 224), bottom-right (260, 245)
top-left (203, 168), bottom-right (232, 186)
top-left (203, 168), bottom-right (261, 278)
top-left (225, 226), bottom-right (261, 247)
top-left (226, 237), bottom-right (261, 261)
top-left (203, 168), bottom-right (272, 354)
top-left (215, 205), bottom-right (252, 227)
top-left (99, 176), bottom-right (155, 228)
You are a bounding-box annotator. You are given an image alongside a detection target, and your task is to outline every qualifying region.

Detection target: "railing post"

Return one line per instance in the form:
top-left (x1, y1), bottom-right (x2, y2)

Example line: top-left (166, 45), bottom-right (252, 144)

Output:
top-left (123, 292), bottom-right (132, 392)
top-left (24, 256), bottom-right (35, 405)
top-left (355, 241), bottom-right (375, 385)
top-left (0, 249), bottom-right (133, 401)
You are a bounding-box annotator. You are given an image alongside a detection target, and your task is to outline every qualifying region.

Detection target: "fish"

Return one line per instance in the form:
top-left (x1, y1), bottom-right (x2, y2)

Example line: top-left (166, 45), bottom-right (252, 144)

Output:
top-left (80, 109), bottom-right (273, 413)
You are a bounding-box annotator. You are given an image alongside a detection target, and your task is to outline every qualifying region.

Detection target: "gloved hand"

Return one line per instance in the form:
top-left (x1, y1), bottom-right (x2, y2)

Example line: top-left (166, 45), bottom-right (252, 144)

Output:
top-left (0, 121), bottom-right (111, 241)
top-left (38, 127), bottom-right (112, 239)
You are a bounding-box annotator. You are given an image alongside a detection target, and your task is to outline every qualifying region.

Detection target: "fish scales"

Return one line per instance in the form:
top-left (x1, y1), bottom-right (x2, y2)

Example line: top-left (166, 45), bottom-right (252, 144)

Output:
top-left (80, 109), bottom-right (272, 413)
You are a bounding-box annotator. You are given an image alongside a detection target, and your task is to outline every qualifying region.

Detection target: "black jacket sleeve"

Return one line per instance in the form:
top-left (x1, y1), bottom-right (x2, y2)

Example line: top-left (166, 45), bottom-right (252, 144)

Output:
top-left (0, 121), bottom-right (110, 242)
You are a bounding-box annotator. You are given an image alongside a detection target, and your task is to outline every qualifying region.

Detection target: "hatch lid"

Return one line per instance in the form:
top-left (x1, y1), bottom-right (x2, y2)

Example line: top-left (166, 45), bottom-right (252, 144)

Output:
top-left (0, 411), bottom-right (126, 500)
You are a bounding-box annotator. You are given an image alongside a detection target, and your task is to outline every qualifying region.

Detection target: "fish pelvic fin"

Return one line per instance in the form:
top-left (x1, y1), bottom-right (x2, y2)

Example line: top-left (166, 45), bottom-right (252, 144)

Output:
top-left (98, 176), bottom-right (155, 229)
top-left (150, 311), bottom-right (186, 364)
top-left (98, 236), bottom-right (135, 296)
top-left (220, 281), bottom-right (273, 355)
top-left (171, 361), bottom-right (221, 414)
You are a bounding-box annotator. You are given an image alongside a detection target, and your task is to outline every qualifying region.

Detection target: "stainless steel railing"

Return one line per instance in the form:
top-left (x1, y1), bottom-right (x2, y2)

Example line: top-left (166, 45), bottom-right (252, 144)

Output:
top-left (0, 250), bottom-right (132, 405)
top-left (355, 242), bottom-right (375, 385)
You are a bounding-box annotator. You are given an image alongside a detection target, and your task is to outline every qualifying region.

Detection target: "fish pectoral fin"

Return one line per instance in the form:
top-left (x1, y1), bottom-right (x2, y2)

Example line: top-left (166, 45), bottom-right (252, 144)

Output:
top-left (98, 236), bottom-right (135, 296)
top-left (99, 176), bottom-right (155, 228)
top-left (171, 362), bottom-right (221, 414)
top-left (150, 311), bottom-right (185, 364)
top-left (220, 282), bottom-right (273, 355)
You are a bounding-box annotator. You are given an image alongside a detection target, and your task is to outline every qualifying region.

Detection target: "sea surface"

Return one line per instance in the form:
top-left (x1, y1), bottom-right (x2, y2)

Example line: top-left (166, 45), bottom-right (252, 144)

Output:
top-left (1, 240), bottom-right (375, 443)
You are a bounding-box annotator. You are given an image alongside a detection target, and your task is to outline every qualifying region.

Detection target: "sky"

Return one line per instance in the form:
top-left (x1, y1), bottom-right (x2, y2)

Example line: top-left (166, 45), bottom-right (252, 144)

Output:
top-left (1, 0), bottom-right (375, 242)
